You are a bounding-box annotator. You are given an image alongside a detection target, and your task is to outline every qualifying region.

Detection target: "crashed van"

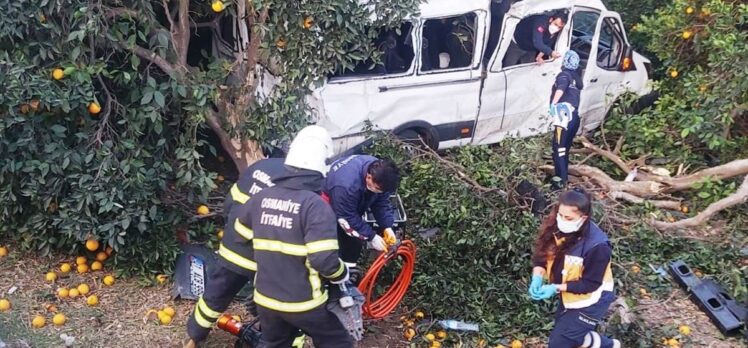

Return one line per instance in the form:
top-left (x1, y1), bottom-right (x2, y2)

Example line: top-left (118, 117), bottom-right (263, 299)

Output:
top-left (308, 0), bottom-right (652, 155)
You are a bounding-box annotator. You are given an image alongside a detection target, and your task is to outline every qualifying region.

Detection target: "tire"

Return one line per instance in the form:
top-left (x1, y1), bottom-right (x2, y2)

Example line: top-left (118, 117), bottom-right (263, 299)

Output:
top-left (396, 128), bottom-right (436, 150)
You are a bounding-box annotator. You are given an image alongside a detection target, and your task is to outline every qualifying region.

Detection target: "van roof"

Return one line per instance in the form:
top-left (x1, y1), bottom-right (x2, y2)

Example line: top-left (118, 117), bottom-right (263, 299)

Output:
top-left (418, 0), bottom-right (491, 18)
top-left (418, 0), bottom-right (608, 18)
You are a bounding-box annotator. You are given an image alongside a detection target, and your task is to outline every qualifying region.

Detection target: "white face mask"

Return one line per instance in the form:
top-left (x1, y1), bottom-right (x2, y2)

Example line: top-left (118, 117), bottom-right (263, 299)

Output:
top-left (556, 214), bottom-right (584, 234)
top-left (549, 24), bottom-right (561, 35)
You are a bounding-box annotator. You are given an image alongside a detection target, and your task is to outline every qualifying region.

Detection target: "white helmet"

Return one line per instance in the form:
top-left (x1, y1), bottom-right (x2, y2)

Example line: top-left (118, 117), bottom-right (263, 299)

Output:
top-left (285, 125), bottom-right (334, 175)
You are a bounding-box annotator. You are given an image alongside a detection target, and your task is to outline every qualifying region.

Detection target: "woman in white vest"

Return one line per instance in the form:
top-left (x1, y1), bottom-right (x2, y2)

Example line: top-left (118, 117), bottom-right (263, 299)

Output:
top-left (528, 189), bottom-right (620, 348)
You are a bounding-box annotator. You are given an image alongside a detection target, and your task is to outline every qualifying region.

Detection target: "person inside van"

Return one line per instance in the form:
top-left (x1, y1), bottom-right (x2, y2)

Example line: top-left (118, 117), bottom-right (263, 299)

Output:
top-left (549, 50), bottom-right (583, 190)
top-left (503, 9), bottom-right (569, 67)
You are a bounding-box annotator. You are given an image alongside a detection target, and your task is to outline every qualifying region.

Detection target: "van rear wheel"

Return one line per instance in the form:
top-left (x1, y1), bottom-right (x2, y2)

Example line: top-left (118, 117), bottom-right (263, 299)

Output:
top-left (395, 128), bottom-right (436, 150)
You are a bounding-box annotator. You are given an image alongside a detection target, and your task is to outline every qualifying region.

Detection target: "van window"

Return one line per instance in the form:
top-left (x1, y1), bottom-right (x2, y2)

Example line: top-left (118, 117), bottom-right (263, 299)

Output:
top-left (421, 13), bottom-right (477, 71)
top-left (501, 9), bottom-right (569, 68)
top-left (597, 17), bottom-right (624, 70)
top-left (331, 23), bottom-right (415, 78)
top-left (569, 10), bottom-right (600, 71)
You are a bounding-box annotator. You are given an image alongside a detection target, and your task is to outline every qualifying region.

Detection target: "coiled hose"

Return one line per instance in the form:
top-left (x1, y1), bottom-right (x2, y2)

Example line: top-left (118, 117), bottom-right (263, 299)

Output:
top-left (358, 240), bottom-right (416, 319)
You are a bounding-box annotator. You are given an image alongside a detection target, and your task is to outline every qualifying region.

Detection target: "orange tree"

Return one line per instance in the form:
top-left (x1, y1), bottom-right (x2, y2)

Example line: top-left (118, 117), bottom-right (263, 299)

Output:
top-left (607, 0), bottom-right (747, 162)
top-left (0, 0), bottom-right (418, 273)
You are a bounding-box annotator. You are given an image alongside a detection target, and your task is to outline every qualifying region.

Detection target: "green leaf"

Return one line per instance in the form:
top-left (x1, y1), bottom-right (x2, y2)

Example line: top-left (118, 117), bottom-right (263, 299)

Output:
top-left (154, 91), bottom-right (165, 107)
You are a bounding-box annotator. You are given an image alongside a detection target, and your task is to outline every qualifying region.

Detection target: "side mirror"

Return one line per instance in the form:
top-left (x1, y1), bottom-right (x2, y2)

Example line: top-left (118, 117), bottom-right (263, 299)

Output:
top-left (618, 44), bottom-right (635, 71)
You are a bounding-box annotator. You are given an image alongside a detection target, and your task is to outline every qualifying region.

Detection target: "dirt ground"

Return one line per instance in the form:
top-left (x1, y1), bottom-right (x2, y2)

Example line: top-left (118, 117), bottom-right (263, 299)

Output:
top-left (1, 246), bottom-right (745, 348)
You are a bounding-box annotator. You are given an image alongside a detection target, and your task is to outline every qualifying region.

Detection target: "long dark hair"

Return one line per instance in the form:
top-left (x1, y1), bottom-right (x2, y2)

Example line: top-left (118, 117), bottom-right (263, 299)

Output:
top-left (532, 189), bottom-right (593, 266)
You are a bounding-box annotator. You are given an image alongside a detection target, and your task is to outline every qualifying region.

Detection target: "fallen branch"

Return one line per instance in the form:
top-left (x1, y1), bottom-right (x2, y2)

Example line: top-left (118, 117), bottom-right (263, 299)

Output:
top-left (651, 175), bottom-right (748, 231)
top-left (607, 191), bottom-right (682, 210)
top-left (540, 164), bottom-right (663, 197)
top-left (577, 137), bottom-right (631, 174)
top-left (653, 159), bottom-right (748, 192)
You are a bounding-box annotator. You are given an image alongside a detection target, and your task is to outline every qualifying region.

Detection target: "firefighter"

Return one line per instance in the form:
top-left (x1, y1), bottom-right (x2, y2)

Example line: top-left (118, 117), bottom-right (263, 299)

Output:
top-left (503, 9), bottom-right (568, 67)
top-left (549, 50), bottom-right (583, 190)
top-left (528, 189), bottom-right (620, 348)
top-left (324, 155), bottom-right (401, 283)
top-left (185, 146), bottom-right (299, 346)
top-left (237, 125), bottom-right (353, 347)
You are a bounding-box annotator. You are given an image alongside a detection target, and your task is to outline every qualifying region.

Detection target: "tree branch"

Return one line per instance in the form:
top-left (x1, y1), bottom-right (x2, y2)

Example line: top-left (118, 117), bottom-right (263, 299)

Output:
top-left (650, 159), bottom-right (748, 192)
top-left (577, 136), bottom-right (631, 173)
top-left (175, 0), bottom-right (190, 67)
top-left (607, 191), bottom-right (682, 210)
top-left (650, 175), bottom-right (748, 230)
top-left (124, 44), bottom-right (177, 77)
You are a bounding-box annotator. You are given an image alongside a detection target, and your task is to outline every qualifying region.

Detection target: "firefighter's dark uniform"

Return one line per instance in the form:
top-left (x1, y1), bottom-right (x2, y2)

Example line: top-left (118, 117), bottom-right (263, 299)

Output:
top-left (238, 168), bottom-right (353, 348)
top-left (186, 158), bottom-right (287, 343)
top-left (324, 155), bottom-right (396, 264)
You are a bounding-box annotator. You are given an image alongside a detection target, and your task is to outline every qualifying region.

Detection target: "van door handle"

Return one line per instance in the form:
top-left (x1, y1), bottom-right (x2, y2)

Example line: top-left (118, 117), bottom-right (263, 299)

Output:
top-left (590, 78), bottom-right (599, 83)
top-left (541, 72), bottom-right (548, 76)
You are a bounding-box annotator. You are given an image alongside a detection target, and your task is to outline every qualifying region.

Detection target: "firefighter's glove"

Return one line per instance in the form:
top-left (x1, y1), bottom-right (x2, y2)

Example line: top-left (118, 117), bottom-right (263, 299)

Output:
top-left (531, 284), bottom-right (559, 301)
top-left (368, 235), bottom-right (387, 252)
top-left (383, 228), bottom-right (398, 247)
top-left (528, 275), bottom-right (543, 298)
top-left (330, 263), bottom-right (350, 285)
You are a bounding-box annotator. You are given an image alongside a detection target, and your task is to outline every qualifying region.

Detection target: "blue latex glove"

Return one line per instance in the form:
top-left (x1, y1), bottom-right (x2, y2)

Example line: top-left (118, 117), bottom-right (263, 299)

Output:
top-left (531, 284), bottom-right (559, 301)
top-left (548, 103), bottom-right (557, 118)
top-left (528, 275), bottom-right (543, 298)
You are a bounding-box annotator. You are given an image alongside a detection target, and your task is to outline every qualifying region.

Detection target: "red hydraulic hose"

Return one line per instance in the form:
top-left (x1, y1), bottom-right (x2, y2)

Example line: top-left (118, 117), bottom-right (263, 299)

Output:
top-left (358, 240), bottom-right (416, 319)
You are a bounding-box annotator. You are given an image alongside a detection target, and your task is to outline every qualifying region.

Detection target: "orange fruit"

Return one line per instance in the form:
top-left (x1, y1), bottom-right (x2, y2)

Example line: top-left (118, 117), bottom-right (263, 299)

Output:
top-left (670, 70), bottom-right (678, 78)
top-left (85, 239), bottom-right (100, 251)
top-left (425, 333), bottom-right (435, 342)
top-left (88, 102), bottom-right (101, 115)
top-left (52, 313), bottom-right (66, 326)
top-left (91, 261), bottom-right (103, 271)
top-left (95, 251), bottom-right (108, 262)
top-left (77, 283), bottom-right (90, 295)
top-left (57, 288), bottom-right (69, 298)
top-left (103, 275), bottom-right (115, 286)
top-left (0, 246), bottom-right (8, 257)
top-left (156, 274), bottom-right (168, 284)
top-left (31, 315), bottom-right (46, 328)
top-left (303, 17), bottom-right (314, 29)
top-left (679, 325), bottom-right (691, 335)
top-left (158, 310), bottom-right (173, 325)
top-left (631, 265), bottom-right (641, 273)
top-left (681, 205), bottom-right (689, 214)
top-left (511, 340), bottom-right (523, 348)
top-left (686, 7), bottom-right (694, 14)
top-left (68, 288), bottom-right (80, 298)
top-left (52, 68), bottom-right (64, 80)
top-left (77, 263), bottom-right (89, 274)
top-left (0, 299), bottom-right (10, 311)
top-left (404, 327), bottom-right (416, 340)
top-left (60, 263), bottom-right (72, 273)
top-left (211, 1), bottom-right (224, 12)
top-left (76, 256), bottom-right (87, 265)
top-left (197, 205), bottom-right (210, 216)
top-left (86, 295), bottom-right (99, 306)
top-left (414, 311), bottom-right (425, 320)
top-left (163, 306), bottom-right (176, 317)
top-left (682, 31), bottom-right (692, 39)
top-left (436, 331), bottom-right (447, 340)
top-left (217, 229), bottom-right (224, 239)
top-left (45, 272), bottom-right (58, 282)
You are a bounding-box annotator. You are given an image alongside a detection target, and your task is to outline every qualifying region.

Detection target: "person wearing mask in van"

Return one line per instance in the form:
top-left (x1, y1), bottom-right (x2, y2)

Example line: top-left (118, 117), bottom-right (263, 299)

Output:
top-left (503, 9), bottom-right (568, 67)
top-left (549, 50), bottom-right (583, 190)
top-left (528, 189), bottom-right (621, 348)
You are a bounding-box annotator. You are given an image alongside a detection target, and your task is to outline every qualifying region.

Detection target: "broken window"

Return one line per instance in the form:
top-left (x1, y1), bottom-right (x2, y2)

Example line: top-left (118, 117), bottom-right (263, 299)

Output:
top-left (331, 23), bottom-right (415, 78)
top-left (597, 17), bottom-right (624, 70)
top-left (421, 13), bottom-right (477, 71)
top-left (569, 10), bottom-right (600, 72)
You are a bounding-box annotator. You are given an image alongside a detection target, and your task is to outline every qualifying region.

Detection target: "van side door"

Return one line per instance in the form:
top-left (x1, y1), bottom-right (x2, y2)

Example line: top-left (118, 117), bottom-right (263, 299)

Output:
top-left (580, 11), bottom-right (631, 131)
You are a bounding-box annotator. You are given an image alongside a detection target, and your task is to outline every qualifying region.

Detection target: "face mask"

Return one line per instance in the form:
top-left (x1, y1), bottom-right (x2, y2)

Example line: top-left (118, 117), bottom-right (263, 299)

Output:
top-left (556, 214), bottom-right (584, 233)
top-left (549, 24), bottom-right (561, 35)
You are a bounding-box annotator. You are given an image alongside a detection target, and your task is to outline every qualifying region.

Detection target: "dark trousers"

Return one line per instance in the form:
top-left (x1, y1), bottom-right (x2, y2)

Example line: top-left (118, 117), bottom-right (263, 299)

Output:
top-left (257, 305), bottom-right (354, 348)
top-left (502, 41), bottom-right (537, 67)
top-left (337, 226), bottom-right (365, 264)
top-left (552, 112), bottom-right (580, 184)
top-left (549, 291), bottom-right (616, 348)
top-left (186, 264), bottom-right (255, 342)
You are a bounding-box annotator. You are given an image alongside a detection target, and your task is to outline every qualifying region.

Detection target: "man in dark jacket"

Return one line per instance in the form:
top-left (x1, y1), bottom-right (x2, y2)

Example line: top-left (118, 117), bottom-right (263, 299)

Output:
top-left (324, 155), bottom-right (401, 280)
top-left (239, 125), bottom-right (353, 347)
top-left (185, 158), bottom-right (288, 347)
top-left (503, 9), bottom-right (568, 67)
